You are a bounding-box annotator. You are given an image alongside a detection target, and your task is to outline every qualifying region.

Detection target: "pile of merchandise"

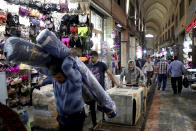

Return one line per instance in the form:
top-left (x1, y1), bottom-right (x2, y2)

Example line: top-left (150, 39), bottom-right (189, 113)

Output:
top-left (4, 64), bottom-right (30, 107)
top-left (32, 84), bottom-right (58, 129)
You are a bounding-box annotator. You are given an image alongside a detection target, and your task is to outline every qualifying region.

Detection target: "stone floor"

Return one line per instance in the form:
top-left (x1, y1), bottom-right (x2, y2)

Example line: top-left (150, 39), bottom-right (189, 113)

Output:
top-left (145, 79), bottom-right (196, 131)
top-left (85, 79), bottom-right (196, 131)
top-left (30, 78), bottom-right (196, 131)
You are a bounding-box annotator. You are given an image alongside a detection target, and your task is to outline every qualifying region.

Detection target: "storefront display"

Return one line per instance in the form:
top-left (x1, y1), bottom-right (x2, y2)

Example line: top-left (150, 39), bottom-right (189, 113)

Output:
top-left (184, 17), bottom-right (195, 68)
top-left (0, 0), bottom-right (93, 130)
top-left (91, 10), bottom-right (103, 54)
top-left (0, 0), bottom-right (126, 130)
top-left (136, 45), bottom-right (142, 59)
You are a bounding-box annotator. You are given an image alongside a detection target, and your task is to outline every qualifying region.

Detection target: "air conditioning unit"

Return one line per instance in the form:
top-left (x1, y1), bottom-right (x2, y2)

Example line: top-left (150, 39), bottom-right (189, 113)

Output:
top-left (105, 86), bottom-right (144, 125)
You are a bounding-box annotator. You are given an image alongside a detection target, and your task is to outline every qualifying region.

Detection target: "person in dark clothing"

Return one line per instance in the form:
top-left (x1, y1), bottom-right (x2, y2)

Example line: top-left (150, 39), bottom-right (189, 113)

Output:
top-left (87, 51), bottom-right (122, 128)
top-left (41, 58), bottom-right (85, 131)
top-left (140, 56), bottom-right (147, 69)
top-left (0, 103), bottom-right (27, 131)
top-left (135, 57), bottom-right (142, 69)
top-left (168, 56), bottom-right (186, 95)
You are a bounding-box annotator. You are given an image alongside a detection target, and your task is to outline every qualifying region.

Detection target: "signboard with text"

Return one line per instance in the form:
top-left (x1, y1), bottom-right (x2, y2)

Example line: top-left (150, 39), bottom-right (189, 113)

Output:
top-left (185, 17), bottom-right (196, 33)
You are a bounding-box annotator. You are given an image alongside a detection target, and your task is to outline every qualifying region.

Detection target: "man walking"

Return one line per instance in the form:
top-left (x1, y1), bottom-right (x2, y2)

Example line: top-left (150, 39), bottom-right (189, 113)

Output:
top-left (156, 56), bottom-right (169, 91)
top-left (88, 51), bottom-right (122, 127)
top-left (168, 56), bottom-right (186, 95)
top-left (143, 57), bottom-right (154, 86)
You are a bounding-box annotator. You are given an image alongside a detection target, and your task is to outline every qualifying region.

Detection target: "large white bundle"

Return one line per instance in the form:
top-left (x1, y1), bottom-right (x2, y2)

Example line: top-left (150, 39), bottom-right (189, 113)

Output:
top-left (32, 84), bottom-right (58, 129)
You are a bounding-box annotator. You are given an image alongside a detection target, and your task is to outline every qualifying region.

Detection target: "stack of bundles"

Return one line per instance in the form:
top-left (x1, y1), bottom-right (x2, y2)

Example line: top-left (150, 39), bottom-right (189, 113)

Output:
top-left (4, 37), bottom-right (51, 67)
top-left (37, 29), bottom-right (117, 118)
top-left (32, 84), bottom-right (58, 129)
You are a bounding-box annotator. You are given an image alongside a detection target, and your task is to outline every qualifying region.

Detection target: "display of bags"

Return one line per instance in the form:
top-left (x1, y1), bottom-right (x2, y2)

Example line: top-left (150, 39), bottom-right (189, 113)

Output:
top-left (19, 7), bottom-right (30, 16)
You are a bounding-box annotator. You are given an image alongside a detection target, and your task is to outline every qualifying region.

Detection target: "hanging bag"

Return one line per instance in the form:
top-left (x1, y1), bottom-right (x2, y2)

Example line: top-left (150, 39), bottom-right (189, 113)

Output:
top-left (183, 77), bottom-right (189, 88)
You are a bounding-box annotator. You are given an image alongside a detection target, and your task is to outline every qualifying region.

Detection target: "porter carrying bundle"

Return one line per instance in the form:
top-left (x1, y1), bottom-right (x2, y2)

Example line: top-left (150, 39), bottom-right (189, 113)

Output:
top-left (36, 29), bottom-right (117, 118)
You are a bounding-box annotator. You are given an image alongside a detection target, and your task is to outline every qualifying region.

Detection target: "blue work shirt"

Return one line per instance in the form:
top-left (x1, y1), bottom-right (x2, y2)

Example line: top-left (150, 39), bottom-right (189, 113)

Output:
top-left (42, 57), bottom-right (84, 116)
top-left (168, 60), bottom-right (186, 77)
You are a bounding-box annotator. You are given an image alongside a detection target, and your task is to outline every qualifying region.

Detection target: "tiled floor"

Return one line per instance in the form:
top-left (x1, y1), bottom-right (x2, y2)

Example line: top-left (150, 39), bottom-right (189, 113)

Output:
top-left (145, 79), bottom-right (196, 131)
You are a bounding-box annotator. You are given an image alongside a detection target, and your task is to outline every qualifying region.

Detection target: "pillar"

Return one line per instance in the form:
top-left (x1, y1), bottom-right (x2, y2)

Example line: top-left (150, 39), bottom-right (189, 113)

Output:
top-left (121, 29), bottom-right (129, 68)
top-left (129, 37), bottom-right (136, 60)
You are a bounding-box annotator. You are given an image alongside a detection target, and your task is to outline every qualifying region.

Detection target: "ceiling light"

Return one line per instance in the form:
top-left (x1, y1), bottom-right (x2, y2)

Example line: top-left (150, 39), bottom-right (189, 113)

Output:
top-left (117, 24), bottom-right (122, 28)
top-left (126, 0), bottom-right (130, 15)
top-left (145, 34), bottom-right (154, 38)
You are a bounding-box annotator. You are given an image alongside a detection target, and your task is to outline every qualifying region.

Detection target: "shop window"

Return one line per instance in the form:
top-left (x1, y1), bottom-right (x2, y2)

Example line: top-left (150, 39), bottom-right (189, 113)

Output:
top-left (168, 19), bottom-right (170, 27)
top-left (118, 0), bottom-right (120, 5)
top-left (180, 0), bottom-right (184, 19)
top-left (189, 0), bottom-right (192, 5)
top-left (136, 0), bottom-right (139, 10)
top-left (172, 14), bottom-right (174, 23)
top-left (168, 29), bottom-right (170, 39)
top-left (129, 4), bottom-right (135, 23)
top-left (172, 26), bottom-right (175, 38)
top-left (176, 15), bottom-right (178, 26)
top-left (91, 11), bottom-right (103, 31)
top-left (165, 32), bottom-right (167, 40)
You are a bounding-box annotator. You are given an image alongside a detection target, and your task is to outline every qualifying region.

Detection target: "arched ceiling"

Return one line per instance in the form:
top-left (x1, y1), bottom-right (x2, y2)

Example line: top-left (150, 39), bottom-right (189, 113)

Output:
top-left (140, 0), bottom-right (176, 36)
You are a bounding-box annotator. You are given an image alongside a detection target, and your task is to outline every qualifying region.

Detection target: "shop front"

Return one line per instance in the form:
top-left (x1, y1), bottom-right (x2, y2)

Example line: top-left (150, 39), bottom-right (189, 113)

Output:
top-left (0, 0), bottom-right (94, 130)
top-left (184, 17), bottom-right (196, 68)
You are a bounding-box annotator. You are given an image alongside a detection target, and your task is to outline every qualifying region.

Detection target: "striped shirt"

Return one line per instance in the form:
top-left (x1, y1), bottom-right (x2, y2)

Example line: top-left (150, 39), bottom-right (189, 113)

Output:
top-left (157, 60), bottom-right (169, 74)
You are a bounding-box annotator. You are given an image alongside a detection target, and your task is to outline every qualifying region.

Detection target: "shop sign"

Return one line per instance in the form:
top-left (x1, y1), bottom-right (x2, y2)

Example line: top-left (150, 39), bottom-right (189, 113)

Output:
top-left (185, 17), bottom-right (196, 33)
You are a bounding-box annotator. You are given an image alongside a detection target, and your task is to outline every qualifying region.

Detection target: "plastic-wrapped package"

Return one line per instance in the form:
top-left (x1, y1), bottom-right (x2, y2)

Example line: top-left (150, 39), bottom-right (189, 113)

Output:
top-left (36, 29), bottom-right (70, 60)
top-left (36, 29), bottom-right (117, 118)
top-left (74, 57), bottom-right (117, 118)
top-left (3, 37), bottom-right (51, 67)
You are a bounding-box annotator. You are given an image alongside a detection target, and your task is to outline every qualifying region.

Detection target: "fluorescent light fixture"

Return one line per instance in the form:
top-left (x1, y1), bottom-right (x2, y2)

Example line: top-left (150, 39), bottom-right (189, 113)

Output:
top-left (126, 0), bottom-right (130, 15)
top-left (117, 24), bottom-right (122, 28)
top-left (145, 34), bottom-right (154, 38)
top-left (135, 11), bottom-right (137, 25)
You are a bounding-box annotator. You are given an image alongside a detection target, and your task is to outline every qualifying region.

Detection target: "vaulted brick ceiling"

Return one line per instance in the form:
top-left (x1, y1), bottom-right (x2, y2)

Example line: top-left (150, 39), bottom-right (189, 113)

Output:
top-left (140, 0), bottom-right (176, 36)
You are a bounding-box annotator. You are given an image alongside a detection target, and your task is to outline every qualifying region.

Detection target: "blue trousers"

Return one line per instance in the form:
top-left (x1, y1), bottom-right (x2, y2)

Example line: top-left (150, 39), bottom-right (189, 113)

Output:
top-left (158, 74), bottom-right (167, 90)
